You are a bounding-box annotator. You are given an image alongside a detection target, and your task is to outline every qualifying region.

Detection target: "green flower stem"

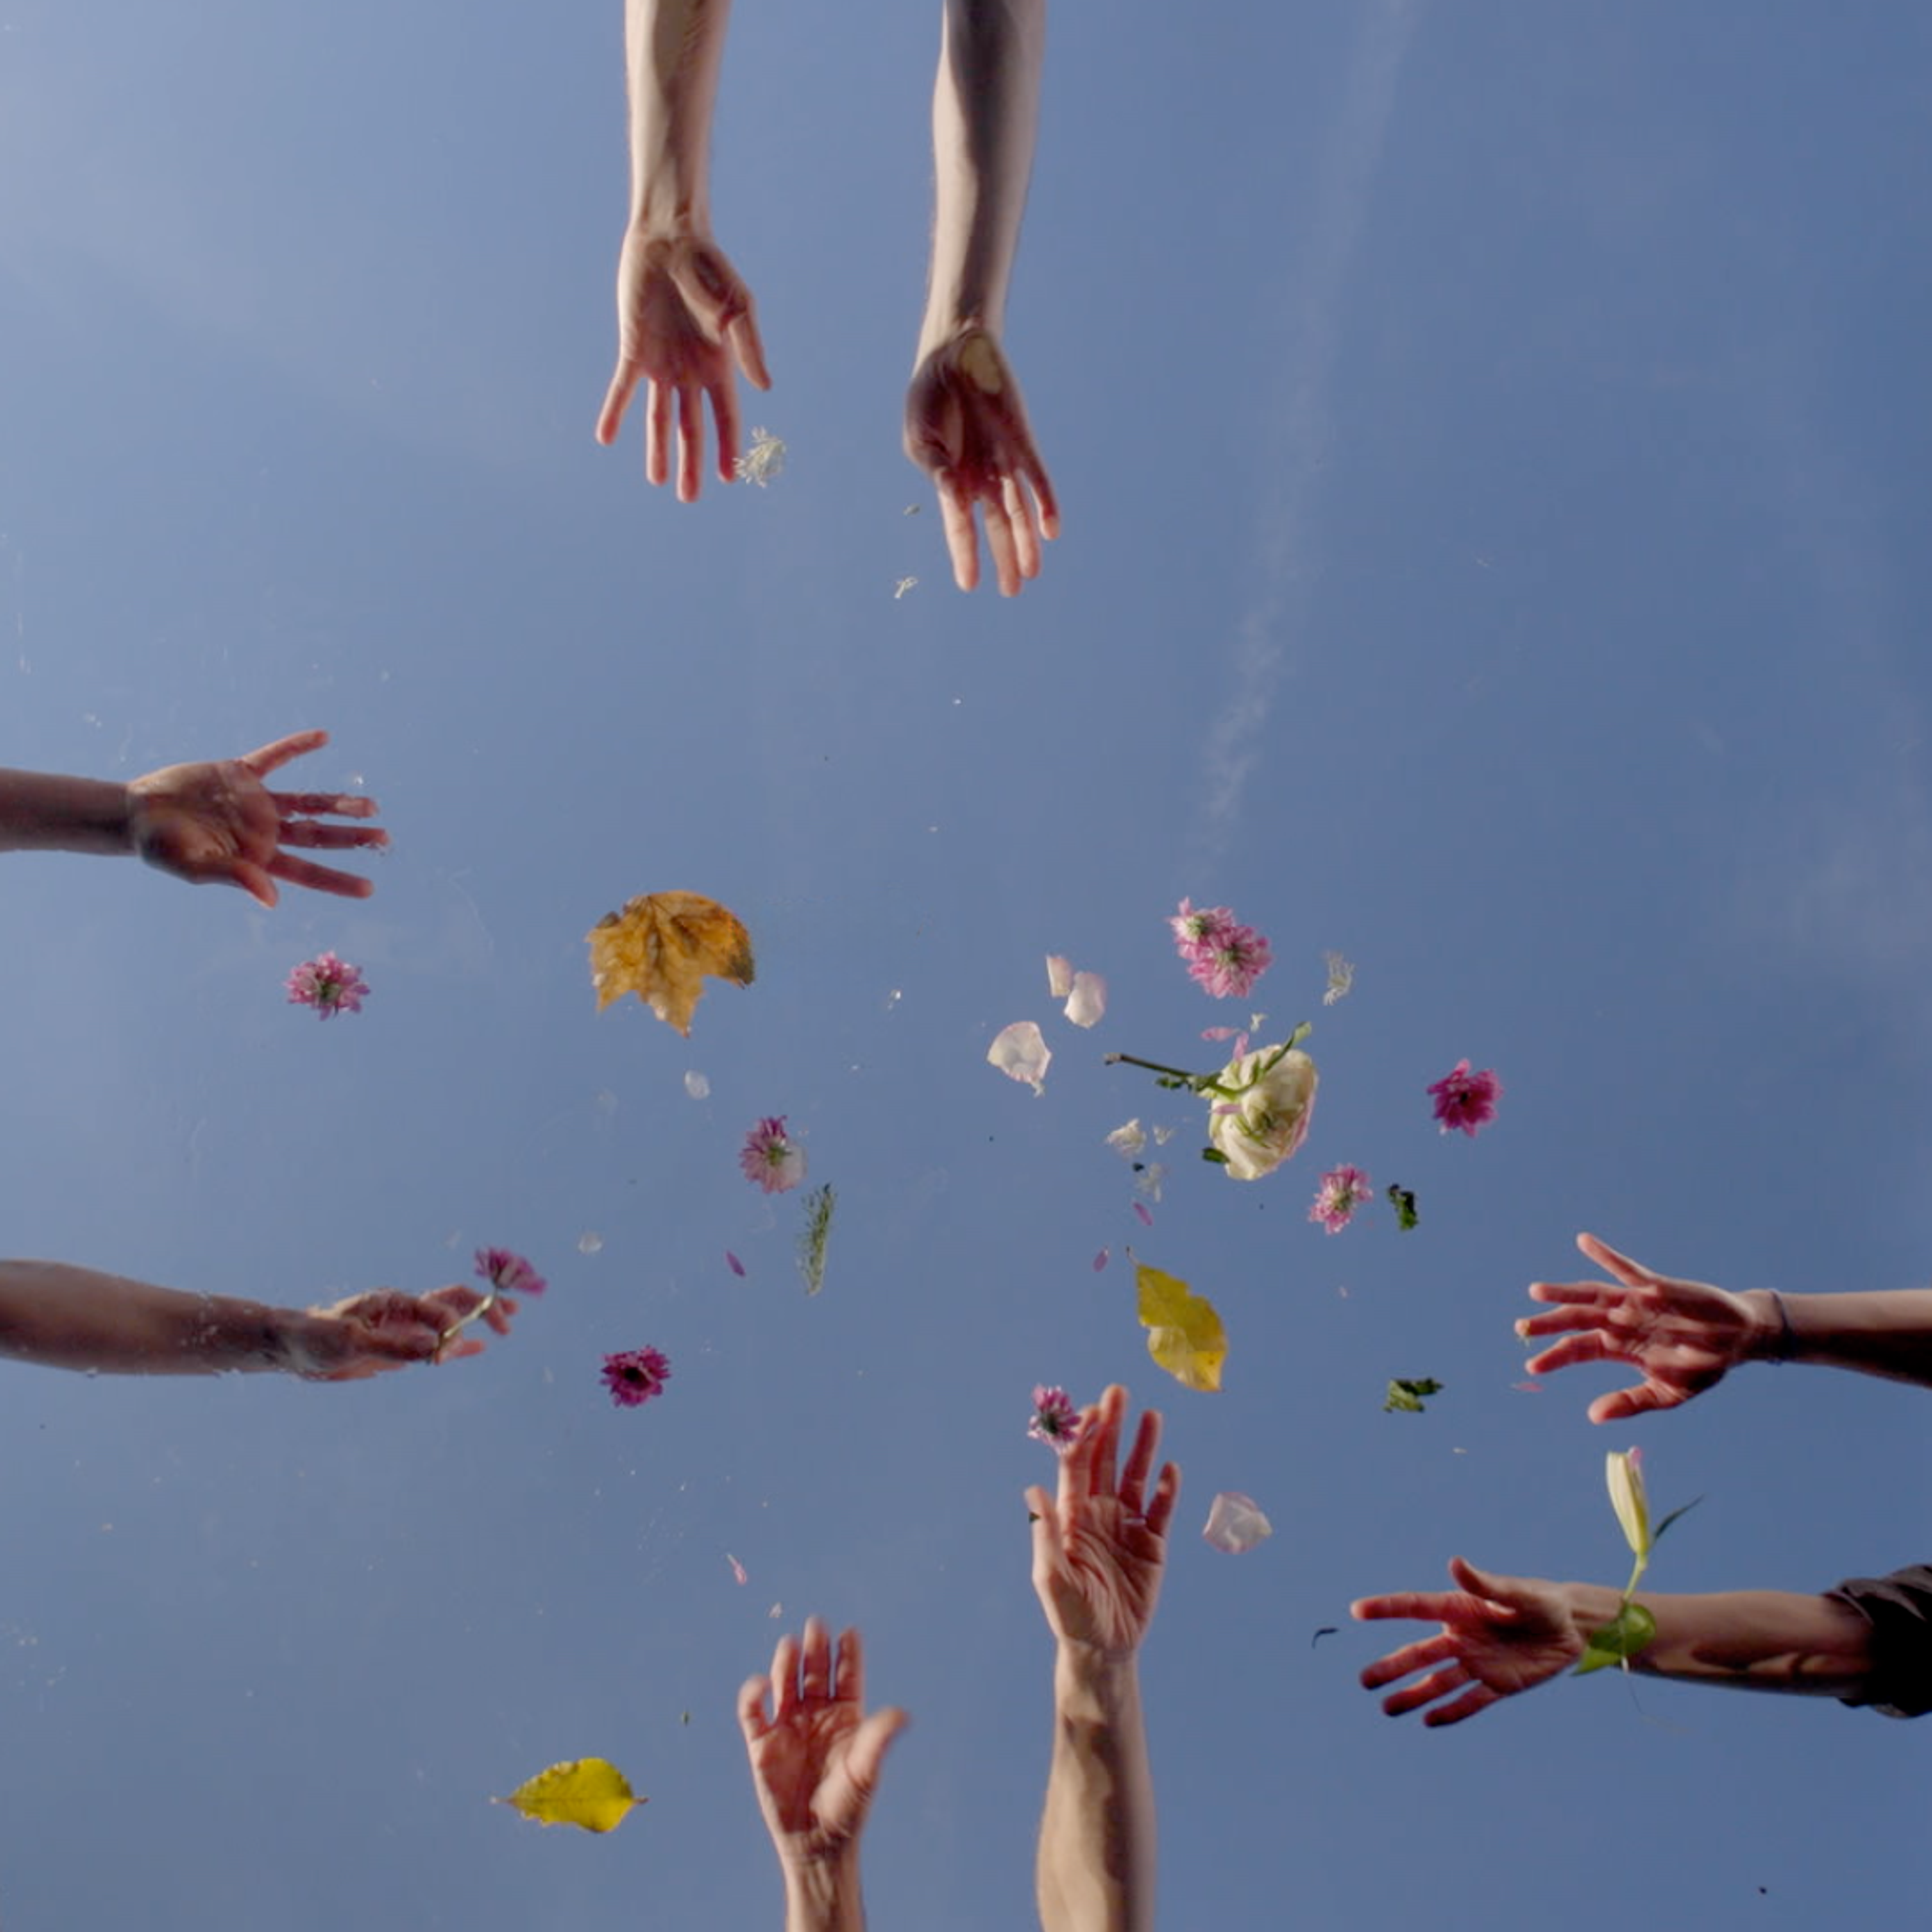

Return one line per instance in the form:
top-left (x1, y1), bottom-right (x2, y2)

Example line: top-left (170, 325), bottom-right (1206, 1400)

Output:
top-left (438, 1287), bottom-right (497, 1355)
top-left (1104, 1052), bottom-right (1210, 1083)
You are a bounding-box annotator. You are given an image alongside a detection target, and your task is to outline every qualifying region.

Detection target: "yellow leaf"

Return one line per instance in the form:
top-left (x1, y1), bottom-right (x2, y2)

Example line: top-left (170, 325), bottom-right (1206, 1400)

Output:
top-left (586, 891), bottom-right (755, 1037)
top-left (1135, 1263), bottom-right (1227, 1392)
top-left (497, 1757), bottom-right (644, 1834)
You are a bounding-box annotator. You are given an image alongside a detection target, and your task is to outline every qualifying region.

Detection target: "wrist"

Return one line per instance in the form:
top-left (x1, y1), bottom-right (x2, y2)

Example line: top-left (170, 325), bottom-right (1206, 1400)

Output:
top-left (779, 1849), bottom-right (862, 1923)
top-left (1739, 1289), bottom-right (1794, 1363)
top-left (1054, 1641), bottom-right (1141, 1715)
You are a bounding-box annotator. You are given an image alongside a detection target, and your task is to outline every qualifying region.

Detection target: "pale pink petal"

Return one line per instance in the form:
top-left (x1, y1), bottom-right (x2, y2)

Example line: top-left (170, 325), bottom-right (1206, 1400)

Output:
top-left (1063, 971), bottom-right (1107, 1029)
top-left (728, 1554), bottom-right (749, 1586)
top-left (988, 1021), bottom-right (1052, 1094)
top-left (726, 1251), bottom-right (747, 1277)
top-left (1132, 1200), bottom-right (1154, 1228)
top-left (1202, 1491), bottom-right (1273, 1555)
top-left (1092, 1247), bottom-right (1111, 1272)
top-left (1200, 1026), bottom-right (1242, 1041)
top-left (1045, 954), bottom-right (1076, 999)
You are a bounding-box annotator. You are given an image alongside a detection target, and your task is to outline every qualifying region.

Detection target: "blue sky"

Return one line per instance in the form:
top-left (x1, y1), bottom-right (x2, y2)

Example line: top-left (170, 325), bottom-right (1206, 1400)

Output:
top-left (2, 0), bottom-right (1929, 1925)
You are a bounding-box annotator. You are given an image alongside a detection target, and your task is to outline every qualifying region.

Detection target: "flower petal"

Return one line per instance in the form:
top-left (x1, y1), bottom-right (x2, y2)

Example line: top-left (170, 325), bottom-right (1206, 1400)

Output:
top-left (988, 1022), bottom-right (1052, 1094)
top-left (1202, 1491), bottom-right (1273, 1554)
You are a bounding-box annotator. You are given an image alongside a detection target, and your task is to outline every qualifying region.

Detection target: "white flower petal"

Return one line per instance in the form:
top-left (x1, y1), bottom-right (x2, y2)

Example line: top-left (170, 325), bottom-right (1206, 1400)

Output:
top-left (1063, 971), bottom-right (1108, 1028)
top-left (1202, 1492), bottom-right (1273, 1555)
top-left (1105, 1119), bottom-right (1147, 1161)
top-left (1045, 954), bottom-right (1076, 999)
top-left (988, 1022), bottom-right (1052, 1094)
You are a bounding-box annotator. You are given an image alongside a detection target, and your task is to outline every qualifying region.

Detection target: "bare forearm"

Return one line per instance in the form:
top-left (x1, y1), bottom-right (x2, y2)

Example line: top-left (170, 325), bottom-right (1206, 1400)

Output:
top-left (1562, 1580), bottom-right (1875, 1699)
top-left (1745, 1288), bottom-right (1932, 1390)
top-left (780, 1857), bottom-right (867, 1932)
top-left (0, 770), bottom-right (132, 858)
top-left (1036, 1645), bottom-right (1155, 1932)
top-left (623, 0), bottom-right (732, 229)
top-left (0, 1260), bottom-right (308, 1376)
top-left (919, 0), bottom-right (1045, 356)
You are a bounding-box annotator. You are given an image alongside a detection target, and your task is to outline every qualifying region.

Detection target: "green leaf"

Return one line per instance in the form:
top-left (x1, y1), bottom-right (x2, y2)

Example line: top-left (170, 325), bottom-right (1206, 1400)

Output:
top-left (1383, 1377), bottom-right (1443, 1414)
top-left (1574, 1601), bottom-right (1657, 1674)
top-left (1385, 1184), bottom-right (1419, 1231)
top-left (1200, 1147), bottom-right (1230, 1165)
top-left (795, 1185), bottom-right (836, 1296)
top-left (1652, 1496), bottom-right (1704, 1545)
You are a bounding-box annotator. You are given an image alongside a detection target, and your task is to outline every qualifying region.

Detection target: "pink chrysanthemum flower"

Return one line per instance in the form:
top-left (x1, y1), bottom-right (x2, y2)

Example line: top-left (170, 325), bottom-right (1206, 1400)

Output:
top-left (1309, 1165), bottom-right (1373, 1234)
top-left (1187, 923), bottom-right (1274, 999)
top-left (1028, 1385), bottom-right (1084, 1454)
top-left (739, 1115), bottom-right (807, 1194)
top-left (285, 951), bottom-right (369, 1019)
top-left (1169, 898), bottom-right (1237, 951)
top-left (1427, 1060), bottom-right (1503, 1137)
top-left (474, 1248), bottom-right (546, 1297)
top-left (602, 1346), bottom-right (672, 1408)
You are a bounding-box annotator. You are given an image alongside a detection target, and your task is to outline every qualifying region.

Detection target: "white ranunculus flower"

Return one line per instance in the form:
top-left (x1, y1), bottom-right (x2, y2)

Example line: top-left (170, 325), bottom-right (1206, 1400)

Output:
top-left (1207, 1045), bottom-right (1318, 1180)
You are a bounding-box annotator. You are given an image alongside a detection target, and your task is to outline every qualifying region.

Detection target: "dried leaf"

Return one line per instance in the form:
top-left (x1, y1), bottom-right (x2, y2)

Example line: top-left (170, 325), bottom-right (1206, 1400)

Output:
top-left (1383, 1377), bottom-right (1443, 1414)
top-left (497, 1758), bottom-right (643, 1833)
top-left (1135, 1262), bottom-right (1227, 1392)
top-left (587, 892), bottom-right (754, 1037)
top-left (1202, 1491), bottom-right (1273, 1554)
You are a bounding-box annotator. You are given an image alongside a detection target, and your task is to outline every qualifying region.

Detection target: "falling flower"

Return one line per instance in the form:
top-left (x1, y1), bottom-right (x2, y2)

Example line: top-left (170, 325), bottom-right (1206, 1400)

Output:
top-left (1309, 1165), bottom-right (1372, 1235)
top-left (740, 1116), bottom-right (807, 1194)
top-left (988, 1021), bottom-right (1052, 1094)
top-left (1205, 1042), bottom-right (1318, 1180)
top-left (602, 1346), bottom-right (672, 1408)
top-left (1028, 1385), bottom-right (1084, 1454)
top-left (1186, 922), bottom-right (1273, 1000)
top-left (734, 427), bottom-right (785, 487)
top-left (1427, 1059), bottom-right (1503, 1137)
top-left (1202, 1492), bottom-right (1274, 1555)
top-left (1063, 972), bottom-right (1107, 1029)
top-left (285, 951), bottom-right (369, 1019)
top-left (726, 1251), bottom-right (747, 1277)
top-left (1322, 951), bottom-right (1355, 1005)
top-left (1105, 1120), bottom-right (1148, 1161)
top-left (475, 1248), bottom-right (547, 1297)
top-left (1169, 898), bottom-right (1236, 950)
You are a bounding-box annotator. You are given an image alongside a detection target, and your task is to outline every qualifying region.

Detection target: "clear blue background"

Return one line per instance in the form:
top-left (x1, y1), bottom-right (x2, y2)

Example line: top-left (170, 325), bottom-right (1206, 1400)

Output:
top-left (2, 0), bottom-right (1928, 1925)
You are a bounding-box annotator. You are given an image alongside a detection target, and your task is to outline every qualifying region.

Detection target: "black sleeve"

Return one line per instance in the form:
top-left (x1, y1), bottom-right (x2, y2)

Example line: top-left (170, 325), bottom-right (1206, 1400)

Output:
top-left (1826, 1565), bottom-right (1932, 1719)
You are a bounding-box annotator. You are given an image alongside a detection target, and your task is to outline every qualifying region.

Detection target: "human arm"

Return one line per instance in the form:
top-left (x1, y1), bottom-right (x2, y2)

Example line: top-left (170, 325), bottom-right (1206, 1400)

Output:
top-left (1352, 1556), bottom-right (1878, 1728)
top-left (1520, 1232), bottom-right (1932, 1422)
top-left (1025, 1385), bottom-right (1177, 1932)
top-left (738, 1620), bottom-right (908, 1932)
top-left (0, 730), bottom-right (386, 906)
top-left (0, 1260), bottom-right (515, 1380)
top-left (595, 0), bottom-right (771, 499)
top-left (904, 0), bottom-right (1059, 596)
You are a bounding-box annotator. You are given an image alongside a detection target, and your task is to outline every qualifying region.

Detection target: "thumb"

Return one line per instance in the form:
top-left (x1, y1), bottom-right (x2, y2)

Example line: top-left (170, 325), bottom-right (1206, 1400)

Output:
top-left (847, 1706), bottom-right (910, 1795)
top-left (1447, 1556), bottom-right (1511, 1603)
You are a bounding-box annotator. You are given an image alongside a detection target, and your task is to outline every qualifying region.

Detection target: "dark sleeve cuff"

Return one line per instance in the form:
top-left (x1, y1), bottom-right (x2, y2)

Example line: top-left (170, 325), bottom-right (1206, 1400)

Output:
top-left (1827, 1565), bottom-right (1932, 1719)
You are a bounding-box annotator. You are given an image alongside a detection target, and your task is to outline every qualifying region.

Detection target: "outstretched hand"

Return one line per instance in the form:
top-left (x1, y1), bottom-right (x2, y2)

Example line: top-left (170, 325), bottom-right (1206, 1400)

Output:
top-left (596, 228), bottom-right (771, 500)
top-left (127, 730), bottom-right (386, 907)
top-left (1519, 1232), bottom-right (1778, 1423)
top-left (739, 1620), bottom-right (908, 1871)
top-left (292, 1284), bottom-right (518, 1381)
top-left (1353, 1557), bottom-right (1584, 1727)
top-left (1026, 1385), bottom-right (1179, 1656)
top-left (904, 326), bottom-right (1058, 596)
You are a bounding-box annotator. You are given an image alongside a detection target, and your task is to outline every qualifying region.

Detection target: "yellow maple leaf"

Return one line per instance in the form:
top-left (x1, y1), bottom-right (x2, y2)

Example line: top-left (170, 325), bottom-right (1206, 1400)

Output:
top-left (1135, 1262), bottom-right (1227, 1392)
top-left (586, 891), bottom-right (755, 1037)
top-left (496, 1757), bottom-right (644, 1833)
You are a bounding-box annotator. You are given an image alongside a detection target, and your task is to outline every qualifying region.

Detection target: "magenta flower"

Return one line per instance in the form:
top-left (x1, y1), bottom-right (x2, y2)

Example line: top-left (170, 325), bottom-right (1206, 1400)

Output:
top-left (602, 1346), bottom-right (672, 1408)
top-left (1309, 1165), bottom-right (1373, 1234)
top-left (1427, 1060), bottom-right (1503, 1137)
top-left (285, 951), bottom-right (369, 1019)
top-left (474, 1248), bottom-right (546, 1297)
top-left (1187, 923), bottom-right (1273, 999)
top-left (1028, 1386), bottom-right (1084, 1454)
top-left (739, 1115), bottom-right (807, 1194)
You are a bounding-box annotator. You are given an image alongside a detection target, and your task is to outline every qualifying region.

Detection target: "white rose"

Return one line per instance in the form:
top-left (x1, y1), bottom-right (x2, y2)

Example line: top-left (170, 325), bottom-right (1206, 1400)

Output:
top-left (1207, 1046), bottom-right (1318, 1180)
